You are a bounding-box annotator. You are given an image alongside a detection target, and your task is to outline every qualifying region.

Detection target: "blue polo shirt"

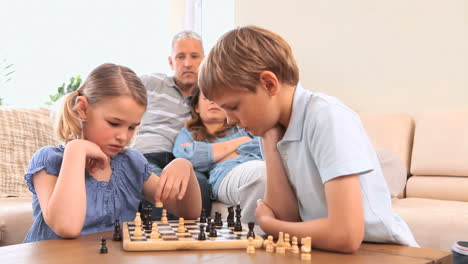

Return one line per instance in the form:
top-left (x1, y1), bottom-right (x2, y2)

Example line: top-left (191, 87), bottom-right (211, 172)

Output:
top-left (265, 83), bottom-right (418, 246)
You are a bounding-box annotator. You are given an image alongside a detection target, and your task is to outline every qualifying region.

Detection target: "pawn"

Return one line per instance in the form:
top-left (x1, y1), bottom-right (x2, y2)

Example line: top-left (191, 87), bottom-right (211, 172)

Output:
top-left (199, 208), bottom-right (207, 223)
top-left (161, 209), bottom-right (168, 224)
top-left (209, 222), bottom-right (217, 237)
top-left (133, 223), bottom-right (144, 238)
top-left (246, 237), bottom-right (255, 254)
top-left (198, 224), bottom-right (206, 240)
top-left (134, 212), bottom-right (142, 226)
top-left (291, 236), bottom-right (300, 254)
top-left (284, 233), bottom-right (291, 250)
top-left (265, 235), bottom-right (275, 253)
top-left (178, 217), bottom-right (186, 233)
top-left (150, 222), bottom-right (160, 239)
top-left (98, 237), bottom-right (108, 254)
top-left (247, 222), bottom-right (255, 239)
top-left (112, 219), bottom-right (122, 241)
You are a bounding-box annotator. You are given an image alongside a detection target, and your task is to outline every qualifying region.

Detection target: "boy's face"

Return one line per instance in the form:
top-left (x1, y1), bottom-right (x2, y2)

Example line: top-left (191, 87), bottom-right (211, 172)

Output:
top-left (211, 86), bottom-right (279, 137)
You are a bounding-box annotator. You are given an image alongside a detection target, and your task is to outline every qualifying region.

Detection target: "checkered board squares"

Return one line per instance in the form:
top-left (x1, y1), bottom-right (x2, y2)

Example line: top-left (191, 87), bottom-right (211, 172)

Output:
top-left (122, 220), bottom-right (264, 251)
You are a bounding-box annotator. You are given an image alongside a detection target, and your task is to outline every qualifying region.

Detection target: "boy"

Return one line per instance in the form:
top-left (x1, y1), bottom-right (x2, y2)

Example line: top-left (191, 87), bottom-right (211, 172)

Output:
top-left (197, 25), bottom-right (418, 253)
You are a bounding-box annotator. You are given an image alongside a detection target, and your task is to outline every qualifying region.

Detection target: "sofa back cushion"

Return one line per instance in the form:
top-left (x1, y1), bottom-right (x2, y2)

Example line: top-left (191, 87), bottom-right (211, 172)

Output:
top-left (359, 113), bottom-right (414, 173)
top-left (411, 111), bottom-right (468, 176)
top-left (0, 108), bottom-right (59, 197)
top-left (408, 111), bottom-right (468, 201)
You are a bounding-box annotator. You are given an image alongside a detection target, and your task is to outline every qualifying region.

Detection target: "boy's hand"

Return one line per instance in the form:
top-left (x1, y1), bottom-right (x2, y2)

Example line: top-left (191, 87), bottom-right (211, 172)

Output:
top-left (261, 125), bottom-right (285, 144)
top-left (155, 158), bottom-right (193, 202)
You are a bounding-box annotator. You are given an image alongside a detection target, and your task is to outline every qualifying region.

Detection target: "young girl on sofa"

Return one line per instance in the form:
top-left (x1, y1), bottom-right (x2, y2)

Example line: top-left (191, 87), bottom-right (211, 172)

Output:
top-left (23, 63), bottom-right (201, 242)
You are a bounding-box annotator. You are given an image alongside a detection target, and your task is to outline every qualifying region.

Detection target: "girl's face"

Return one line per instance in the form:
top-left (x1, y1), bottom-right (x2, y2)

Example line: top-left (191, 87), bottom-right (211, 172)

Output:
top-left (196, 92), bottom-right (226, 125)
top-left (81, 96), bottom-right (145, 157)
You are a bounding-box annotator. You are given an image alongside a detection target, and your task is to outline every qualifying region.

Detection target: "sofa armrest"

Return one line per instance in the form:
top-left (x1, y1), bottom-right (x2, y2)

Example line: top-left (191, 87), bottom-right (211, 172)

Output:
top-left (0, 197), bottom-right (33, 246)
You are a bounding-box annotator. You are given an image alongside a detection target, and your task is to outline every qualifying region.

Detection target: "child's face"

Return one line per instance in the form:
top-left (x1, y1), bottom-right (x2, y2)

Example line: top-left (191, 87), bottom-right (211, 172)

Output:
top-left (211, 86), bottom-right (279, 137)
top-left (82, 96), bottom-right (145, 157)
top-left (196, 92), bottom-right (226, 125)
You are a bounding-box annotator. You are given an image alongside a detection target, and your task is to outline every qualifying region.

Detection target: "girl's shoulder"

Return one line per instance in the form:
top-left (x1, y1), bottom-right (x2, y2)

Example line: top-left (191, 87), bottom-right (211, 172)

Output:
top-left (114, 148), bottom-right (148, 169)
top-left (31, 145), bottom-right (65, 162)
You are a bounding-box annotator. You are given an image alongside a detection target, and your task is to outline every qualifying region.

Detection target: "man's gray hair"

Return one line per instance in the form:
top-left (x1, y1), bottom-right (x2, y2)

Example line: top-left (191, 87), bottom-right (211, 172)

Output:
top-left (171, 30), bottom-right (204, 54)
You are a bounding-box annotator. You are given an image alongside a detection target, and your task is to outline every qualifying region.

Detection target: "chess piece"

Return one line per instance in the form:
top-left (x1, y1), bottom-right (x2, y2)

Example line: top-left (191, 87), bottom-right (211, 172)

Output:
top-left (246, 237), bottom-right (255, 254)
top-left (214, 212), bottom-right (223, 227)
top-left (291, 236), bottom-right (300, 254)
top-left (150, 222), bottom-right (160, 239)
top-left (155, 201), bottom-right (163, 208)
top-left (275, 232), bottom-right (286, 254)
top-left (134, 212), bottom-right (142, 226)
top-left (209, 221), bottom-right (217, 237)
top-left (198, 224), bottom-right (206, 240)
top-left (133, 223), bottom-right (144, 238)
top-left (301, 237), bottom-right (312, 261)
top-left (178, 217), bottom-right (186, 233)
top-left (112, 219), bottom-right (122, 241)
top-left (143, 206), bottom-right (153, 231)
top-left (161, 209), bottom-right (168, 224)
top-left (265, 235), bottom-right (275, 253)
top-left (247, 222), bottom-right (255, 238)
top-left (227, 206), bottom-right (235, 227)
top-left (284, 233), bottom-right (291, 250)
top-left (200, 208), bottom-right (207, 223)
top-left (98, 237), bottom-right (108, 253)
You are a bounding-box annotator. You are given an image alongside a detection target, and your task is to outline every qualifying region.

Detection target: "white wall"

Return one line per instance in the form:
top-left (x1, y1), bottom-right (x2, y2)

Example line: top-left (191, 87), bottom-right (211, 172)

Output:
top-left (235, 0), bottom-right (468, 113)
top-left (0, 0), bottom-right (172, 107)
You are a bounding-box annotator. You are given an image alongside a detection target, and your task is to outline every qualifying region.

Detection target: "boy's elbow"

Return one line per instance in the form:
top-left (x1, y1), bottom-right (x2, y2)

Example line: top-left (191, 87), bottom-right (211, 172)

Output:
top-left (334, 229), bottom-right (363, 253)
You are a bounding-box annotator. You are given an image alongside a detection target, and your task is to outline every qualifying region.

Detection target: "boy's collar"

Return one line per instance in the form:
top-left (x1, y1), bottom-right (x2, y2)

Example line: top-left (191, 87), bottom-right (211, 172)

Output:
top-left (281, 83), bottom-right (311, 142)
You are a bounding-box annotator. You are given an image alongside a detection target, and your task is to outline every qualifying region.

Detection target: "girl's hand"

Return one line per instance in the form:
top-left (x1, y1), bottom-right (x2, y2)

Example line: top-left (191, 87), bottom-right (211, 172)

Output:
top-left (76, 139), bottom-right (109, 173)
top-left (155, 158), bottom-right (194, 202)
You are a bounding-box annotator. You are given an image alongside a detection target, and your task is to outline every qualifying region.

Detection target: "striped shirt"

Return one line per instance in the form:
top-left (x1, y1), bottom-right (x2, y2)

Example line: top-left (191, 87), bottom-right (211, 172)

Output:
top-left (133, 73), bottom-right (192, 154)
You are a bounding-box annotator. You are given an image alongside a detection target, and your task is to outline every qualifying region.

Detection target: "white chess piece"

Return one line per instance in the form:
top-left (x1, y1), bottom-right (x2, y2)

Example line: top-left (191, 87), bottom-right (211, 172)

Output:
top-left (246, 237), bottom-right (256, 254)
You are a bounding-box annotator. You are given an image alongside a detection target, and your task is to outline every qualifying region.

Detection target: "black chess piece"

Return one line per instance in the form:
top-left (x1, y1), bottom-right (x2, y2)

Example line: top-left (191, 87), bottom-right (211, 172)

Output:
top-left (200, 208), bottom-right (206, 223)
top-left (234, 204), bottom-right (242, 231)
top-left (143, 206), bottom-right (153, 231)
top-left (209, 221), bottom-right (217, 237)
top-left (227, 206), bottom-right (235, 227)
top-left (98, 237), bottom-right (108, 253)
top-left (112, 219), bottom-right (122, 241)
top-left (247, 222), bottom-right (255, 238)
top-left (198, 224), bottom-right (206, 240)
top-left (214, 212), bottom-right (223, 227)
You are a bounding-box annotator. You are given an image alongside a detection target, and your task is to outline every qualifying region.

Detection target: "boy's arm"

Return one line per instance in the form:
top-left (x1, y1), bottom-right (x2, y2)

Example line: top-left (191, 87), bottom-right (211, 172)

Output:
top-left (257, 174), bottom-right (364, 253)
top-left (143, 158), bottom-right (202, 219)
top-left (261, 126), bottom-right (300, 222)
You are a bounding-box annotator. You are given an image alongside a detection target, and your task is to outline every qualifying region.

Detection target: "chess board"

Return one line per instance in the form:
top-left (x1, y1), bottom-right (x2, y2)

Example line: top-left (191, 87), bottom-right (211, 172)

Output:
top-left (122, 220), bottom-right (264, 251)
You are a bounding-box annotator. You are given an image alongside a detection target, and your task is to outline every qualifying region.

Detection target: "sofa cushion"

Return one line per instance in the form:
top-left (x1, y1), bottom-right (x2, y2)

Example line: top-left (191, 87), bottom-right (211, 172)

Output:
top-left (0, 197), bottom-right (33, 246)
top-left (359, 113), bottom-right (414, 172)
top-left (392, 197), bottom-right (468, 251)
top-left (411, 111), bottom-right (468, 176)
top-left (406, 175), bottom-right (468, 202)
top-left (0, 108), bottom-right (59, 197)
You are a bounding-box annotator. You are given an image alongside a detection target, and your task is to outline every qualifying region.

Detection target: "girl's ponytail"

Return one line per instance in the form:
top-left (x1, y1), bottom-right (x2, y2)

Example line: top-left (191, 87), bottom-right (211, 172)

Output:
top-left (54, 90), bottom-right (82, 143)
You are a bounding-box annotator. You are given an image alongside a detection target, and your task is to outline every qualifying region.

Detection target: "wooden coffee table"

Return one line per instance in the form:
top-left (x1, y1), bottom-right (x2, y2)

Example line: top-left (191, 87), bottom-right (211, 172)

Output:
top-left (0, 231), bottom-right (452, 264)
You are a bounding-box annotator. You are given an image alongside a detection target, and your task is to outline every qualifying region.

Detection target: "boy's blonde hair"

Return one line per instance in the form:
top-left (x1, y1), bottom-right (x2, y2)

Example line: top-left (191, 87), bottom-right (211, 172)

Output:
top-left (55, 63), bottom-right (147, 143)
top-left (198, 25), bottom-right (299, 99)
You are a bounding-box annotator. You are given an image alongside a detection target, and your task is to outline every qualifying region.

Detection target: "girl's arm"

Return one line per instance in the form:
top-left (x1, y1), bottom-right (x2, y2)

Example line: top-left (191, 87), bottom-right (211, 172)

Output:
top-left (173, 128), bottom-right (252, 165)
top-left (256, 174), bottom-right (364, 253)
top-left (142, 158), bottom-right (201, 219)
top-left (33, 139), bottom-right (108, 238)
top-left (261, 126), bottom-right (300, 222)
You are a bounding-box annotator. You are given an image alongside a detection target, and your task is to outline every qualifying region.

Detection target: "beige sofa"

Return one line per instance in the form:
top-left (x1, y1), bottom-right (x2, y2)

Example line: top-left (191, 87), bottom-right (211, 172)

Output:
top-left (1, 107), bottom-right (467, 252)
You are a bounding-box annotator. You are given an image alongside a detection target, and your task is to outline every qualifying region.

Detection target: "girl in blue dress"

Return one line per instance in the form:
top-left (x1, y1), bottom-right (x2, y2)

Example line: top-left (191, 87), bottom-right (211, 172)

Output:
top-left (24, 63), bottom-right (201, 242)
